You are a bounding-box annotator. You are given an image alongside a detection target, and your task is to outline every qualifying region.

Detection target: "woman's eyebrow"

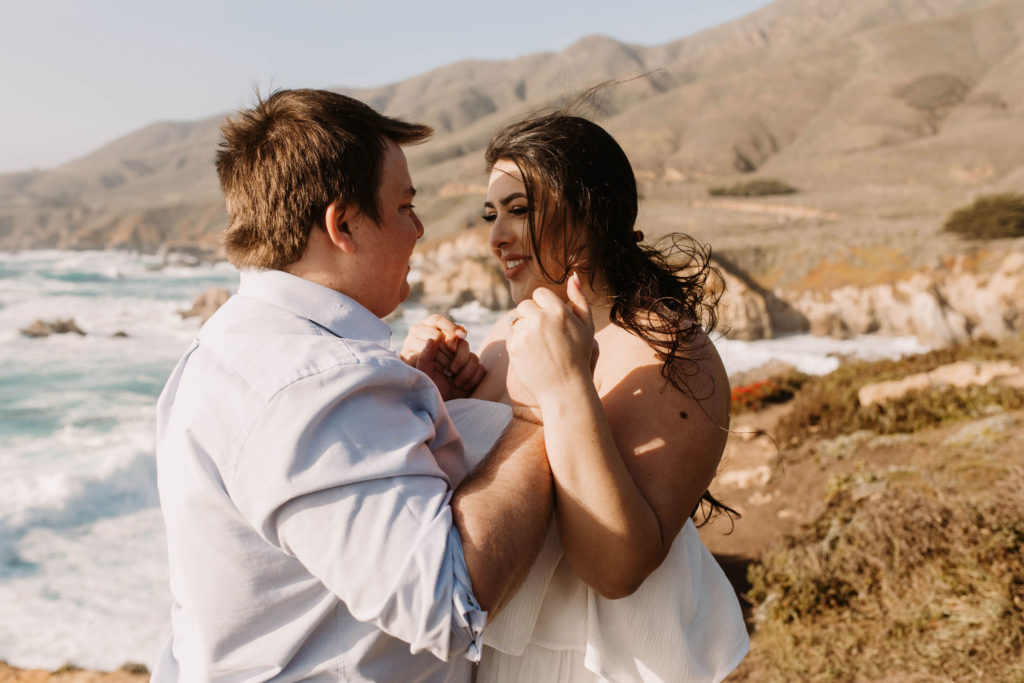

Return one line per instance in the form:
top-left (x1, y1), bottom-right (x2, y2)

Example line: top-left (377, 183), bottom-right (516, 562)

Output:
top-left (483, 192), bottom-right (527, 208)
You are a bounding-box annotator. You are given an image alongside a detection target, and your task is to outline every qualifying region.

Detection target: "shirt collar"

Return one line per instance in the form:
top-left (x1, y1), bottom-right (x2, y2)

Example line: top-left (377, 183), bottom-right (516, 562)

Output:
top-left (237, 269), bottom-right (393, 348)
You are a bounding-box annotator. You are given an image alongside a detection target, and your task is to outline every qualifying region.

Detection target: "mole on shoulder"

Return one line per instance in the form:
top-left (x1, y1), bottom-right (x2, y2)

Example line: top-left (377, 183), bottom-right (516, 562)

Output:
top-left (679, 411), bottom-right (688, 419)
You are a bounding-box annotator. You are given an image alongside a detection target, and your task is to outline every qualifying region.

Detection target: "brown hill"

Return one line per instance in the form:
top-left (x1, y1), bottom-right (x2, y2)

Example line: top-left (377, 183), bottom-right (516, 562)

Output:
top-left (0, 0), bottom-right (1022, 286)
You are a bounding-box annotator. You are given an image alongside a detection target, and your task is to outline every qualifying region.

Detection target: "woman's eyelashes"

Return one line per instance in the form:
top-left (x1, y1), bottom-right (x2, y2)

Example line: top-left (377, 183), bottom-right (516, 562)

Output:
top-left (481, 205), bottom-right (529, 223)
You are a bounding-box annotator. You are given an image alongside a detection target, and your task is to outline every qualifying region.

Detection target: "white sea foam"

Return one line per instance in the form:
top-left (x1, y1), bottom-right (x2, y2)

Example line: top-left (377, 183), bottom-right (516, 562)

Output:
top-left (1, 449), bottom-right (158, 537)
top-left (0, 250), bottom-right (235, 669)
top-left (716, 333), bottom-right (930, 377)
top-left (0, 507), bottom-right (169, 670)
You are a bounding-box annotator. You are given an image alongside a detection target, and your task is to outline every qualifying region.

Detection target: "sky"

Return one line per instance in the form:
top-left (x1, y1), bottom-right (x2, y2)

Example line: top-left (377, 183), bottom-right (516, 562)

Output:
top-left (1, 0), bottom-right (773, 174)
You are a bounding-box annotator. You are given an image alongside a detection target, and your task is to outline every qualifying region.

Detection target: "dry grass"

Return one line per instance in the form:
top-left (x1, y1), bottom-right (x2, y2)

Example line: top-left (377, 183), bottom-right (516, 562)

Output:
top-left (775, 334), bottom-right (1024, 446)
top-left (743, 465), bottom-right (1024, 681)
top-left (731, 333), bottom-right (1024, 681)
top-left (731, 370), bottom-right (809, 415)
top-left (0, 661), bottom-right (147, 682)
top-left (791, 256), bottom-right (917, 291)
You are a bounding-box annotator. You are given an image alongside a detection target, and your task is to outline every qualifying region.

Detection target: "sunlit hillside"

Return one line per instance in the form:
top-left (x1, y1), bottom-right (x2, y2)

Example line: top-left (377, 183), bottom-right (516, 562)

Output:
top-left (1, 0), bottom-right (1022, 269)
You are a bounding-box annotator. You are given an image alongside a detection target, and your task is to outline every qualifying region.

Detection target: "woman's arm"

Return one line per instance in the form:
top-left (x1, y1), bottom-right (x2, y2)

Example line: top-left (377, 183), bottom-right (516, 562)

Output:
top-left (508, 278), bottom-right (728, 599)
top-left (470, 310), bottom-right (538, 406)
top-left (544, 360), bottom-right (727, 598)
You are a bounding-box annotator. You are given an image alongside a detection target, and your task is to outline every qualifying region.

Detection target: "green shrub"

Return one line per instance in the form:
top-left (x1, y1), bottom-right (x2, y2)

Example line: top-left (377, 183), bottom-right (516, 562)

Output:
top-left (944, 193), bottom-right (1024, 239)
top-left (708, 178), bottom-right (797, 197)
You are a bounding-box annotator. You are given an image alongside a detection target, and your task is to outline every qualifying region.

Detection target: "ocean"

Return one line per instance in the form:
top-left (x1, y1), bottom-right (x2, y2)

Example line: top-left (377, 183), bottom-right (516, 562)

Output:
top-left (0, 249), bottom-right (927, 670)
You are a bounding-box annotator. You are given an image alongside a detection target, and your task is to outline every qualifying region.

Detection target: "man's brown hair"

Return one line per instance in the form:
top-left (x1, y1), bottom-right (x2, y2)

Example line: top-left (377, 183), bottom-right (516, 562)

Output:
top-left (216, 88), bottom-right (432, 269)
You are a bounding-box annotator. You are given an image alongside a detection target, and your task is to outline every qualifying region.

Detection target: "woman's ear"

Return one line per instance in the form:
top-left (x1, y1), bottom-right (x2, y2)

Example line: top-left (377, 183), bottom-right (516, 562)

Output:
top-left (323, 200), bottom-right (357, 253)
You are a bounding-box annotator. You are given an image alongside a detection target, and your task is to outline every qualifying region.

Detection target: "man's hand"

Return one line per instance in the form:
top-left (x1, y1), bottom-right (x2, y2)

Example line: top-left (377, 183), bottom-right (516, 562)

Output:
top-left (400, 314), bottom-right (486, 400)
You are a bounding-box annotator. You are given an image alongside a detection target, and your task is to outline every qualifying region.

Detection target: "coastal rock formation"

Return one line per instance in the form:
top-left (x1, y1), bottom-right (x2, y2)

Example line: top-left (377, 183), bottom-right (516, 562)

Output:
top-left (409, 231), bottom-right (513, 312)
top-left (179, 287), bottom-right (231, 323)
top-left (715, 258), bottom-right (814, 341)
top-left (400, 235), bottom-right (1023, 349)
top-left (407, 231), bottom-right (791, 339)
top-left (20, 318), bottom-right (86, 338)
top-left (783, 251), bottom-right (1024, 346)
top-left (857, 360), bottom-right (1024, 406)
top-left (716, 271), bottom-right (774, 340)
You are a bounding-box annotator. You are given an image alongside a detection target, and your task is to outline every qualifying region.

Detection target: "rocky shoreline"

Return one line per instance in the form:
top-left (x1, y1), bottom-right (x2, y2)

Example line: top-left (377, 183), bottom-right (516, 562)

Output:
top-left (718, 248), bottom-right (1024, 346)
top-left (408, 230), bottom-right (1024, 348)
top-left (15, 233), bottom-right (1022, 349)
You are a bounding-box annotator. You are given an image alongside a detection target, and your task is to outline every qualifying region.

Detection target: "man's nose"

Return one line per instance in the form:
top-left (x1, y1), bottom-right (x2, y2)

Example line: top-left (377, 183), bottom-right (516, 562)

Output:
top-left (413, 212), bottom-right (424, 239)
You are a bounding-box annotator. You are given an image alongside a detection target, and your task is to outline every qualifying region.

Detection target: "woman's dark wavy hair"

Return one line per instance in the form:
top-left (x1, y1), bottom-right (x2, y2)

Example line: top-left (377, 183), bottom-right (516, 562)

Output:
top-left (485, 112), bottom-right (738, 527)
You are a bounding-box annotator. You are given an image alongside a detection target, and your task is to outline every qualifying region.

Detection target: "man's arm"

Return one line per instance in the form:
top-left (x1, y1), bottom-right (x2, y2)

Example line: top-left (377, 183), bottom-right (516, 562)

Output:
top-left (229, 362), bottom-right (497, 661)
top-left (451, 413), bottom-right (552, 616)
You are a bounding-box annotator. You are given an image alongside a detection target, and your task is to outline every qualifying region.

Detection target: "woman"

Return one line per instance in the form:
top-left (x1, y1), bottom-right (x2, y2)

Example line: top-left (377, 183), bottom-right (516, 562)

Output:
top-left (401, 113), bottom-right (748, 682)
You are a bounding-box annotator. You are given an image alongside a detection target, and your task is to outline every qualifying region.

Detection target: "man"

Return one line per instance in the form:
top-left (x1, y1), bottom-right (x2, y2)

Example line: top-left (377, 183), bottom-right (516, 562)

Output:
top-left (153, 89), bottom-right (553, 682)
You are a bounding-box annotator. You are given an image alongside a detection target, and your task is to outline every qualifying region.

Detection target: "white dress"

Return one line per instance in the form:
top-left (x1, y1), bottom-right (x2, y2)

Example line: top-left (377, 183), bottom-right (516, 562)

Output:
top-left (446, 399), bottom-right (749, 683)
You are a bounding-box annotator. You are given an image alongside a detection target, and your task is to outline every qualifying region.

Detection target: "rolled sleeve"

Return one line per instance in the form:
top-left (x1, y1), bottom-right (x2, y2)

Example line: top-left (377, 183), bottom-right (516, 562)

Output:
top-left (448, 528), bottom-right (487, 661)
top-left (228, 360), bottom-right (485, 661)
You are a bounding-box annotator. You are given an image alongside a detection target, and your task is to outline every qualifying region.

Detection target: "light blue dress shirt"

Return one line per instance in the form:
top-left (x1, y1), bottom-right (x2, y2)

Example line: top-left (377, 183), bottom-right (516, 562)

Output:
top-left (152, 268), bottom-right (485, 682)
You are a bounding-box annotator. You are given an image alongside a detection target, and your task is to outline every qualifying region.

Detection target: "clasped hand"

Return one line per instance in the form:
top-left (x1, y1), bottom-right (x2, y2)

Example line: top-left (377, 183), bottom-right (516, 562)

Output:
top-left (399, 314), bottom-right (486, 400)
top-left (507, 273), bottom-right (598, 410)
top-left (400, 274), bottom-right (597, 408)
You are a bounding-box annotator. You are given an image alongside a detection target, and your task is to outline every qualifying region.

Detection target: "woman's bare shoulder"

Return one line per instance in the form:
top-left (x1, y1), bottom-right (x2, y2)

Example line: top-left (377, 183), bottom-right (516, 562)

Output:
top-left (597, 332), bottom-right (730, 435)
top-left (596, 325), bottom-right (730, 540)
top-left (595, 324), bottom-right (729, 409)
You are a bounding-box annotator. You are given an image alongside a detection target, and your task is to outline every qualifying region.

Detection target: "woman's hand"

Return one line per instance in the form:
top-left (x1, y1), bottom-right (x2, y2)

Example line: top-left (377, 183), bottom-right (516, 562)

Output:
top-left (506, 272), bottom-right (597, 409)
top-left (400, 314), bottom-right (486, 400)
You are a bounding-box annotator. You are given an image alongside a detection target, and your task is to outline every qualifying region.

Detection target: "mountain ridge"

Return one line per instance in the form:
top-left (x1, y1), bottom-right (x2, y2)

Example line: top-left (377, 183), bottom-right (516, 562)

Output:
top-left (0, 0), bottom-right (1021, 268)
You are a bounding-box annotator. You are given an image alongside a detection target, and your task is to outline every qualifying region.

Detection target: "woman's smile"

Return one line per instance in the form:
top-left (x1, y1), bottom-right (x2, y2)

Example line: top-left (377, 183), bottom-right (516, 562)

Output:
top-left (501, 254), bottom-right (532, 278)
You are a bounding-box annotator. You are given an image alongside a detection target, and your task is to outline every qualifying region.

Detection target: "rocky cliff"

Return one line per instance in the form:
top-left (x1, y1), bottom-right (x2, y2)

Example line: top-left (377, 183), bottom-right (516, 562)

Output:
top-left (414, 230), bottom-right (1024, 347)
top-left (720, 246), bottom-right (1024, 344)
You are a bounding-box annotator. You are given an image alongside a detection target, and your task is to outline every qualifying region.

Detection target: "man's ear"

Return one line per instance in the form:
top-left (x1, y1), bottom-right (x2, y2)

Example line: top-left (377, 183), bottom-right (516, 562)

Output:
top-left (323, 200), bottom-right (357, 253)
